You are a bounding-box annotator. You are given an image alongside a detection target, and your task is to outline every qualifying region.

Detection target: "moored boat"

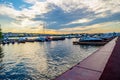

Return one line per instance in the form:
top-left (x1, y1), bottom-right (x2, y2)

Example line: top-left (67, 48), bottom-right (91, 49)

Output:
top-left (26, 39), bottom-right (35, 42)
top-left (51, 37), bottom-right (65, 41)
top-left (79, 36), bottom-right (103, 42)
top-left (45, 36), bottom-right (52, 41)
top-left (73, 36), bottom-right (107, 45)
top-left (18, 37), bottom-right (27, 43)
top-left (35, 36), bottom-right (46, 42)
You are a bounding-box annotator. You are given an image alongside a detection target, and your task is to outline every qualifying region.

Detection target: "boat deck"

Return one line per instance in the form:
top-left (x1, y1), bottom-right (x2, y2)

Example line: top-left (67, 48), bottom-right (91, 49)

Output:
top-left (55, 37), bottom-right (119, 80)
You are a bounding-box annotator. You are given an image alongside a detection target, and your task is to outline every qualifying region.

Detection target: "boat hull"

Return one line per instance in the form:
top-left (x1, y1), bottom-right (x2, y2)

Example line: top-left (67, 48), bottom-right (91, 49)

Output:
top-left (73, 41), bottom-right (107, 46)
top-left (52, 37), bottom-right (65, 41)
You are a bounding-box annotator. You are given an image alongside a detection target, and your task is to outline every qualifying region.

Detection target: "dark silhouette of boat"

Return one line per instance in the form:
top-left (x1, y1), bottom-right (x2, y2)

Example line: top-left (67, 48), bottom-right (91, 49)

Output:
top-left (51, 37), bottom-right (65, 41)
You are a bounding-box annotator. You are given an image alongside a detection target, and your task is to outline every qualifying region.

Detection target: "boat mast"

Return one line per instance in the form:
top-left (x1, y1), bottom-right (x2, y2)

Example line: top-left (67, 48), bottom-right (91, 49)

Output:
top-left (39, 23), bottom-right (45, 35)
top-left (44, 23), bottom-right (45, 35)
top-left (43, 22), bottom-right (46, 35)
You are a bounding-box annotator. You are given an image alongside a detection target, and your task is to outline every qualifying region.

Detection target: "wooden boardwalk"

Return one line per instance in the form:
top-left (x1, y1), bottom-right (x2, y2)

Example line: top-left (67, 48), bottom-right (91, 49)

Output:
top-left (55, 37), bottom-right (119, 80)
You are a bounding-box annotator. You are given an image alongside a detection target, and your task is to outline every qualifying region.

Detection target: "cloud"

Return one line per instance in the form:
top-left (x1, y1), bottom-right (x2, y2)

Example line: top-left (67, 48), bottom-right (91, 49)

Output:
top-left (86, 12), bottom-right (120, 26)
top-left (32, 4), bottom-right (94, 29)
top-left (0, 5), bottom-right (21, 19)
top-left (0, 1), bottom-right (52, 28)
top-left (31, 0), bottom-right (120, 30)
top-left (59, 21), bottom-right (120, 33)
top-left (61, 12), bottom-right (120, 28)
top-left (59, 23), bottom-right (102, 32)
top-left (0, 0), bottom-right (120, 33)
top-left (23, 0), bottom-right (38, 4)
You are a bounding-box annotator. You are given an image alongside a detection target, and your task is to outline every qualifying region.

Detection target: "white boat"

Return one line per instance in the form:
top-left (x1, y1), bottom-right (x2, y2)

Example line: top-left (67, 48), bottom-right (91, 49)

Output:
top-left (73, 36), bottom-right (106, 45)
top-left (18, 37), bottom-right (27, 43)
top-left (36, 36), bottom-right (46, 42)
top-left (79, 36), bottom-right (103, 42)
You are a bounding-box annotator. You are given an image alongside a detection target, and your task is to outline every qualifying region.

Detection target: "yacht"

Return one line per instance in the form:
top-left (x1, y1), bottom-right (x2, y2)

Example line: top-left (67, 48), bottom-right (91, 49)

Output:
top-left (73, 36), bottom-right (107, 45)
top-left (36, 36), bottom-right (46, 42)
top-left (79, 36), bottom-right (103, 42)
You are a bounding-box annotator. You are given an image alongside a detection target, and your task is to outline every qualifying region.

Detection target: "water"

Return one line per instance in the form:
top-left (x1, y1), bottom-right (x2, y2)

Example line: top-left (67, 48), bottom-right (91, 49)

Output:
top-left (0, 38), bottom-right (100, 80)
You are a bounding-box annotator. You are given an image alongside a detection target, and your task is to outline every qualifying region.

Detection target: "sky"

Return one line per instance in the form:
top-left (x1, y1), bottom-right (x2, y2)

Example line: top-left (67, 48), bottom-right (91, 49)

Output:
top-left (0, 0), bottom-right (120, 34)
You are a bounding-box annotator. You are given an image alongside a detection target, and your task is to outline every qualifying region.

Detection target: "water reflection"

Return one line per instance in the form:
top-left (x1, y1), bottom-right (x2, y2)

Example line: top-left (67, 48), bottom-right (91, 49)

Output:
top-left (0, 39), bottom-right (100, 80)
top-left (79, 45), bottom-right (101, 49)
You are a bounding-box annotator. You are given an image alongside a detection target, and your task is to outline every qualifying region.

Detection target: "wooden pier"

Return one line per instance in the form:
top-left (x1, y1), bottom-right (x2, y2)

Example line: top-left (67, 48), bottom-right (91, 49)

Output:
top-left (55, 37), bottom-right (120, 80)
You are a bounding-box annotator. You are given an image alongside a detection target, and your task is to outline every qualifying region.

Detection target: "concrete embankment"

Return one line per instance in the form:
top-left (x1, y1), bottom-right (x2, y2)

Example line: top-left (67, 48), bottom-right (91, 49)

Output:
top-left (99, 37), bottom-right (120, 80)
top-left (55, 37), bottom-right (119, 80)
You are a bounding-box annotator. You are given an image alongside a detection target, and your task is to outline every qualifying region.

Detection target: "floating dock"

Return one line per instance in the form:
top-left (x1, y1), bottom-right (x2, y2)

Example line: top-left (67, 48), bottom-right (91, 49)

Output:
top-left (55, 37), bottom-right (120, 80)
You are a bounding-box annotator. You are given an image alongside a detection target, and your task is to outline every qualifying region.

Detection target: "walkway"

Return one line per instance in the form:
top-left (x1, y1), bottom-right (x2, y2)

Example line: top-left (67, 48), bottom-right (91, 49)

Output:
top-left (55, 37), bottom-right (118, 80)
top-left (100, 37), bottom-right (120, 80)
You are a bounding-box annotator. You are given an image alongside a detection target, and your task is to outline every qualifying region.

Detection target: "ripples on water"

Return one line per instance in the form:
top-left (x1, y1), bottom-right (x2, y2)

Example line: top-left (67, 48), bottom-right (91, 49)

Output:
top-left (0, 38), bottom-right (100, 80)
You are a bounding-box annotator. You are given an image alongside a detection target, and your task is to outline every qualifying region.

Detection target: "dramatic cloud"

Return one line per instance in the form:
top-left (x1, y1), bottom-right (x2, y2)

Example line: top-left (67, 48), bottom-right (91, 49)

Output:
top-left (32, 0), bottom-right (120, 30)
top-left (0, 0), bottom-right (120, 33)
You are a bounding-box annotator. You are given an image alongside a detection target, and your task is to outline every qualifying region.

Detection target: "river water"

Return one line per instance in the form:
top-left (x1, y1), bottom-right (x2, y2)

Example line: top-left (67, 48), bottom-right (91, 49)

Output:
top-left (0, 38), bottom-right (100, 80)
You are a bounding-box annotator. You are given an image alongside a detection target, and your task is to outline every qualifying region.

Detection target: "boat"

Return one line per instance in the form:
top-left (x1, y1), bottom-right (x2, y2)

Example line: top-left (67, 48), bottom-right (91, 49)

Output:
top-left (35, 23), bottom-right (51, 42)
top-left (10, 40), bottom-right (15, 44)
top-left (2, 40), bottom-right (10, 45)
top-left (26, 39), bottom-right (35, 42)
top-left (100, 34), bottom-right (115, 42)
top-left (79, 36), bottom-right (103, 42)
top-left (18, 37), bottom-right (27, 43)
top-left (51, 37), bottom-right (65, 41)
top-left (73, 36), bottom-right (107, 45)
top-left (45, 36), bottom-right (52, 41)
top-left (66, 35), bottom-right (74, 39)
top-left (35, 36), bottom-right (46, 42)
